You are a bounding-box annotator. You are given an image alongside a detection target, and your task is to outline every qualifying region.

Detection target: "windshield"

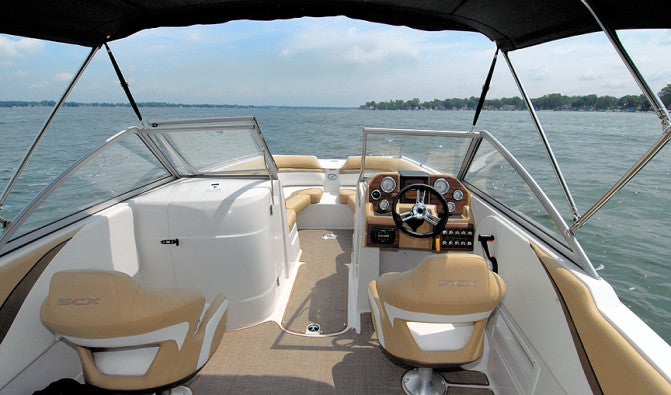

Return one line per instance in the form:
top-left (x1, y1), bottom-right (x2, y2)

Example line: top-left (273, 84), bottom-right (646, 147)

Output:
top-left (0, 117), bottom-right (277, 251)
top-left (361, 127), bottom-right (574, 249)
top-left (361, 129), bottom-right (474, 177)
top-left (146, 123), bottom-right (273, 177)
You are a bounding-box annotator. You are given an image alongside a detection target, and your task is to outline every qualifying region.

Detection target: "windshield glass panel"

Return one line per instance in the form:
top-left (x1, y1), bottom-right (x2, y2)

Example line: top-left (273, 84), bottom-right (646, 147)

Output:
top-left (362, 130), bottom-right (473, 176)
top-left (148, 126), bottom-right (270, 177)
top-left (464, 138), bottom-right (563, 241)
top-left (11, 134), bottom-right (170, 240)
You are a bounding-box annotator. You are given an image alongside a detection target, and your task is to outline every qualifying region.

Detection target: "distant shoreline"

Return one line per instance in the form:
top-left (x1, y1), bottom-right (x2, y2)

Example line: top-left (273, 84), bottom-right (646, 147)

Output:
top-left (359, 92), bottom-right (667, 112)
top-left (0, 101), bottom-right (354, 110)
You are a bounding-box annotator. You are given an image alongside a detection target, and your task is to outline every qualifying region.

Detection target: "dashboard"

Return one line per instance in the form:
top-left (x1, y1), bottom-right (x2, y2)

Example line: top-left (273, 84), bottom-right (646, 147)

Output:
top-left (365, 170), bottom-right (475, 251)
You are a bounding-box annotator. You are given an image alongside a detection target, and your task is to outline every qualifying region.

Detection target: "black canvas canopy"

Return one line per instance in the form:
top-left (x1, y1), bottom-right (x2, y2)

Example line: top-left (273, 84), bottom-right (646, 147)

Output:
top-left (1, 0), bottom-right (670, 51)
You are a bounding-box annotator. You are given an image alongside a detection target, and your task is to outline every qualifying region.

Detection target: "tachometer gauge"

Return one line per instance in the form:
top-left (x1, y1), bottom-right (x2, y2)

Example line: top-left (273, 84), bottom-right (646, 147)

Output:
top-left (447, 202), bottom-right (456, 213)
top-left (379, 199), bottom-right (390, 211)
top-left (452, 189), bottom-right (464, 201)
top-left (380, 176), bottom-right (397, 193)
top-left (433, 178), bottom-right (450, 195)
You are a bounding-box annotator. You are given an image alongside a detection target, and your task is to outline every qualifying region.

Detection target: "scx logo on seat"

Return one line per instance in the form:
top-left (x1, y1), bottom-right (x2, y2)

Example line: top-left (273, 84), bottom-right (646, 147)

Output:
top-left (57, 298), bottom-right (100, 306)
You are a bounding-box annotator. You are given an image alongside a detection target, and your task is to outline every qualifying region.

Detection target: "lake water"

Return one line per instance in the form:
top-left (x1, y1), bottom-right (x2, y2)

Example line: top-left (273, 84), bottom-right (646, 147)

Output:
top-left (1, 106), bottom-right (670, 343)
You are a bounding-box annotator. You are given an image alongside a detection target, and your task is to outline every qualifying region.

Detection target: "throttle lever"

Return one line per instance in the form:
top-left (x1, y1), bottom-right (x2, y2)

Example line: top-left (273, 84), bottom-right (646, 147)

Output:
top-left (478, 234), bottom-right (498, 273)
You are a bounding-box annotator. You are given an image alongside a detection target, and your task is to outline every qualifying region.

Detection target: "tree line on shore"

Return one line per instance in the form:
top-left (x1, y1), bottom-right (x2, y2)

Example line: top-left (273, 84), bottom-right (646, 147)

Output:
top-left (0, 101), bottom-right (254, 108)
top-left (361, 84), bottom-right (671, 112)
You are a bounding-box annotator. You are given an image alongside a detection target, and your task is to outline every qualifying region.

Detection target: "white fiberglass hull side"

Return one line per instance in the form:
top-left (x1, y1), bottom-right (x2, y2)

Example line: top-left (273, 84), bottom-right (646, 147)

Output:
top-left (0, 177), bottom-right (293, 393)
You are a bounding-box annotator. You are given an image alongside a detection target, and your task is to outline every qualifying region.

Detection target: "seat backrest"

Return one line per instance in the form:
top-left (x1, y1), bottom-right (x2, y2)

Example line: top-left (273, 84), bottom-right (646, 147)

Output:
top-left (377, 254), bottom-right (506, 317)
top-left (41, 270), bottom-right (205, 340)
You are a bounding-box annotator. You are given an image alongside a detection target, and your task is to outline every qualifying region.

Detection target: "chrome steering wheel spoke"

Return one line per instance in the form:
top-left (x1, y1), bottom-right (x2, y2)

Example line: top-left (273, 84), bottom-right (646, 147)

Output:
top-left (392, 183), bottom-right (449, 238)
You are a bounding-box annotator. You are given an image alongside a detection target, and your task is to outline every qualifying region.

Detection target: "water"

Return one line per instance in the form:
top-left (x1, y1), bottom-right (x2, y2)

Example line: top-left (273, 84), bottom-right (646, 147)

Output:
top-left (1, 106), bottom-right (670, 343)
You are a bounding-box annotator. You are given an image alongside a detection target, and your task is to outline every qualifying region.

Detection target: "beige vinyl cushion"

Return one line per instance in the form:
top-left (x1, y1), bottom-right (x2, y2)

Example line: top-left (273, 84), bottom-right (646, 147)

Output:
top-left (369, 254), bottom-right (505, 366)
top-left (338, 188), bottom-right (357, 212)
top-left (286, 209), bottom-right (297, 230)
top-left (291, 188), bottom-right (323, 204)
top-left (377, 254), bottom-right (505, 316)
top-left (273, 155), bottom-right (323, 172)
top-left (41, 270), bottom-right (228, 391)
top-left (41, 270), bottom-right (205, 339)
top-left (285, 194), bottom-right (311, 213)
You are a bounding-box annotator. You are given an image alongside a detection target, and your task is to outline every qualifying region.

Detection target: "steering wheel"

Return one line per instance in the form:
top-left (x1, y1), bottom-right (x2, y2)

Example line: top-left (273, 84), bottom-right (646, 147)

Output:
top-left (392, 183), bottom-right (449, 238)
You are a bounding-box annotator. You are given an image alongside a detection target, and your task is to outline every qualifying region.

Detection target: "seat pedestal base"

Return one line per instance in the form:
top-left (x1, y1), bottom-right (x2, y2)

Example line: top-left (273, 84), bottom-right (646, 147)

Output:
top-left (160, 386), bottom-right (192, 395)
top-left (402, 367), bottom-right (447, 395)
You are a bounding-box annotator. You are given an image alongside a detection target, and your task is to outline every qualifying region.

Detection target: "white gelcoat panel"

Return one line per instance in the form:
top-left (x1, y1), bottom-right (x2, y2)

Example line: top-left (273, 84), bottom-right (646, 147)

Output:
top-left (0, 206), bottom-right (136, 391)
top-left (161, 179), bottom-right (277, 329)
top-left (0, 341), bottom-right (81, 395)
top-left (472, 204), bottom-right (591, 394)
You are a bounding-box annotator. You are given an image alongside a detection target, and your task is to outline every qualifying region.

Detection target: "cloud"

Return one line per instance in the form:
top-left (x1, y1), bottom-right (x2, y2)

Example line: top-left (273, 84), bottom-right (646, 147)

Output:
top-left (661, 30), bottom-right (671, 46)
top-left (28, 81), bottom-right (49, 90)
top-left (279, 20), bottom-right (423, 67)
top-left (0, 36), bottom-right (43, 57)
top-left (53, 72), bottom-right (74, 82)
top-left (580, 71), bottom-right (597, 81)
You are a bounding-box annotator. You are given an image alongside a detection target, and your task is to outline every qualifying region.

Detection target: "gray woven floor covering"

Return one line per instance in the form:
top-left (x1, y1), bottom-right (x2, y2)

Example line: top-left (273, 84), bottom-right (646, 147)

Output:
top-left (189, 315), bottom-right (406, 393)
top-left (282, 230), bottom-right (351, 334)
top-left (188, 228), bottom-right (494, 393)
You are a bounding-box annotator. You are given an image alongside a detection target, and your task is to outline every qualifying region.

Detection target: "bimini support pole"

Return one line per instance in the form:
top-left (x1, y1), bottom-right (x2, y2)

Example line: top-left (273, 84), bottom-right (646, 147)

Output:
top-left (0, 46), bottom-right (100, 228)
top-left (571, 1), bottom-right (671, 232)
top-left (502, 51), bottom-right (581, 222)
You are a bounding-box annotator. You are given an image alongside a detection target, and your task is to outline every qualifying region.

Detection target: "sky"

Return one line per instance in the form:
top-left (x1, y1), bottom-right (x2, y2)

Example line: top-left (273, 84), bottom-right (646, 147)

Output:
top-left (0, 17), bottom-right (670, 107)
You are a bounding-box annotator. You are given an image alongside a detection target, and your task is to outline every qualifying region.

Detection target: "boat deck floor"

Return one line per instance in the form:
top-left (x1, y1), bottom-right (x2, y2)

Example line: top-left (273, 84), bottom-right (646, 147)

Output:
top-left (282, 229), bottom-right (351, 334)
top-left (188, 229), bottom-right (495, 394)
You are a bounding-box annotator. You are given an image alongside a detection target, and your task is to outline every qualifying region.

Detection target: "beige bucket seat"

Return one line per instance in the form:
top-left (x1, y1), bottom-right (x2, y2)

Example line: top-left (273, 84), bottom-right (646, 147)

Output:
top-left (41, 270), bottom-right (228, 393)
top-left (368, 253), bottom-right (506, 394)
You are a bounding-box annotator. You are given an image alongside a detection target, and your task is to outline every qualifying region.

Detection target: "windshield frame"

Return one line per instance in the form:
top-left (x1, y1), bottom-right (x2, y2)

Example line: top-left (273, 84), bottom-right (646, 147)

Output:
top-left (0, 116), bottom-right (280, 255)
top-left (360, 127), bottom-right (595, 275)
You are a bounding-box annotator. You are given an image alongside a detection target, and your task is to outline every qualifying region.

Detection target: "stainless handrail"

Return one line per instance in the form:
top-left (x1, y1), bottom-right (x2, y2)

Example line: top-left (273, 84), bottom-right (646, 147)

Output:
top-left (478, 131), bottom-right (596, 275)
top-left (571, 0), bottom-right (671, 231)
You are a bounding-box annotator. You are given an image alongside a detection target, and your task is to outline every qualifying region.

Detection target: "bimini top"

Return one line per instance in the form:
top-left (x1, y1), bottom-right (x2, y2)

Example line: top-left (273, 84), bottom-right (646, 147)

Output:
top-left (1, 0), bottom-right (669, 51)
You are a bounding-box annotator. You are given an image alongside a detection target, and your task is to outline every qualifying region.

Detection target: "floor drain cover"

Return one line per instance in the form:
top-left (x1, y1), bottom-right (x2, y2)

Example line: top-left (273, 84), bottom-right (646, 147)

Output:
top-left (306, 323), bottom-right (321, 334)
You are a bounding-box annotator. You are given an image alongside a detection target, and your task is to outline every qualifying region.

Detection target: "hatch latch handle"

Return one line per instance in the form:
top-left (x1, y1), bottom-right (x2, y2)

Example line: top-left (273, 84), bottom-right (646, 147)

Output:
top-left (478, 234), bottom-right (498, 273)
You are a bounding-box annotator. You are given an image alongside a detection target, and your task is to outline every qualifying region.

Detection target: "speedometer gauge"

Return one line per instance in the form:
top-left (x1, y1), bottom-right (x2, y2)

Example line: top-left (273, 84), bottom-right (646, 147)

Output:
top-left (433, 178), bottom-right (450, 195)
top-left (380, 176), bottom-right (397, 193)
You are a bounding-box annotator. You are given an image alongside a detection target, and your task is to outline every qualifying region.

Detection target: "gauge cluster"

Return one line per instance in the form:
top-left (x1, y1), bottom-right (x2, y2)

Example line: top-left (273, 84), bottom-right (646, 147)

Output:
top-left (368, 172), bottom-right (469, 216)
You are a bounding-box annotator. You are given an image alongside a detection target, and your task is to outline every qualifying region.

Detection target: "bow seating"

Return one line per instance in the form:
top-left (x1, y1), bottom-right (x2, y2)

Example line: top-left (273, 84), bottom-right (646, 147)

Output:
top-left (41, 270), bottom-right (228, 393)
